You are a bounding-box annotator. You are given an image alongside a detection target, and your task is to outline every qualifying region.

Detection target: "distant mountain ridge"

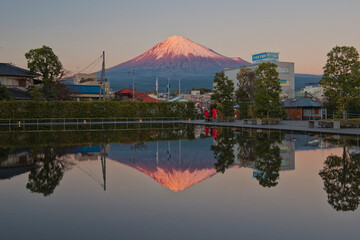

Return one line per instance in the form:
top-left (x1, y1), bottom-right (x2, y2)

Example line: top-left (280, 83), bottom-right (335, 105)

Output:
top-left (295, 74), bottom-right (322, 90)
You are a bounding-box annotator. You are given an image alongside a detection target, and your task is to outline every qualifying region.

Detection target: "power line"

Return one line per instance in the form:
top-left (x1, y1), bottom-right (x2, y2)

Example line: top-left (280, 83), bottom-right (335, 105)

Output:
top-left (73, 54), bottom-right (103, 75)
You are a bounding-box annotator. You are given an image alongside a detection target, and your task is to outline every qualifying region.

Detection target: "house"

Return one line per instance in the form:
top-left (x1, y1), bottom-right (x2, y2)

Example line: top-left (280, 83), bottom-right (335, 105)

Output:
top-left (67, 73), bottom-right (111, 101)
top-left (114, 89), bottom-right (158, 102)
top-left (282, 98), bottom-right (326, 120)
top-left (0, 63), bottom-right (39, 88)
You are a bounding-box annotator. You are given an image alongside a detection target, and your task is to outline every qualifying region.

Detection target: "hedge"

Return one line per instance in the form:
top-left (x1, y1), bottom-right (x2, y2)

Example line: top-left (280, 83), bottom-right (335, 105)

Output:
top-left (0, 125), bottom-right (195, 148)
top-left (0, 101), bottom-right (195, 120)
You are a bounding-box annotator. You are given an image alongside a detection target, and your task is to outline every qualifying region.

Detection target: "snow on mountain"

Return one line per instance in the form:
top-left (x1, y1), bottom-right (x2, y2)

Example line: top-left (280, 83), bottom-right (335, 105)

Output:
top-left (105, 36), bottom-right (249, 91)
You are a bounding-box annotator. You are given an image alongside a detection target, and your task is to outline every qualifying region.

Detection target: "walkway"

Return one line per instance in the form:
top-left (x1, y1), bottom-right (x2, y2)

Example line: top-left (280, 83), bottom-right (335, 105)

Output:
top-left (188, 120), bottom-right (360, 136)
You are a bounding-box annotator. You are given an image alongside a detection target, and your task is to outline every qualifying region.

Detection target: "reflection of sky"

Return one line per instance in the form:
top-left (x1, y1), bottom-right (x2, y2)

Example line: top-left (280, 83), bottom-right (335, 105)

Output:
top-left (1, 136), bottom-right (360, 239)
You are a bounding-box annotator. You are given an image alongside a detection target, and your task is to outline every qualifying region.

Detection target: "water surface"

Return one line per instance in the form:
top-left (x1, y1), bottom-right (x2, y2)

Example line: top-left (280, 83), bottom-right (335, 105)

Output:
top-left (1, 126), bottom-right (359, 239)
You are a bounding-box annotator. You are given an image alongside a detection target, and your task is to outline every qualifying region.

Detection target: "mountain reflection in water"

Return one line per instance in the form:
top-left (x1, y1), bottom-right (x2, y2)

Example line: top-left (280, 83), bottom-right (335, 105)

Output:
top-left (1, 126), bottom-right (360, 213)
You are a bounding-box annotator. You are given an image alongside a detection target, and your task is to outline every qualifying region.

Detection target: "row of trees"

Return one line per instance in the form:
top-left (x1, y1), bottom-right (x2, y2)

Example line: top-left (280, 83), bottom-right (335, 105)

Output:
top-left (211, 62), bottom-right (284, 120)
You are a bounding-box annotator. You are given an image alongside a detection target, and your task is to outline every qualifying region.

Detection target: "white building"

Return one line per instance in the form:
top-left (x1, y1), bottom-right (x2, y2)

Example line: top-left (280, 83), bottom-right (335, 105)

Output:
top-left (299, 85), bottom-right (326, 101)
top-left (223, 52), bottom-right (295, 98)
top-left (69, 73), bottom-right (111, 100)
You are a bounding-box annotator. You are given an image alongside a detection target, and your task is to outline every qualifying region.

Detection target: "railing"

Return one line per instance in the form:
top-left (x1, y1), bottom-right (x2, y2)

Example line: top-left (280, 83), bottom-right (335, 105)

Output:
top-left (0, 117), bottom-right (190, 132)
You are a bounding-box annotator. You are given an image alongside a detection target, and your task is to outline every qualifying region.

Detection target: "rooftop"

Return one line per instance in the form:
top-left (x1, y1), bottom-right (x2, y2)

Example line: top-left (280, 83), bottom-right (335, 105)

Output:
top-left (8, 88), bottom-right (33, 100)
top-left (282, 97), bottom-right (323, 108)
top-left (115, 88), bottom-right (159, 102)
top-left (0, 63), bottom-right (39, 78)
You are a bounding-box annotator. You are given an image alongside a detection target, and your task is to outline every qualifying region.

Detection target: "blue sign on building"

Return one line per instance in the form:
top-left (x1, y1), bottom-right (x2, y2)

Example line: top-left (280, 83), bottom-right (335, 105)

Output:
top-left (252, 52), bottom-right (279, 64)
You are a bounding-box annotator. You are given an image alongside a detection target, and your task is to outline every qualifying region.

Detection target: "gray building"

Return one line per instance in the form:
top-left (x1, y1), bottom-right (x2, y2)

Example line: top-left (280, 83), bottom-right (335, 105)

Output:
top-left (223, 52), bottom-right (295, 98)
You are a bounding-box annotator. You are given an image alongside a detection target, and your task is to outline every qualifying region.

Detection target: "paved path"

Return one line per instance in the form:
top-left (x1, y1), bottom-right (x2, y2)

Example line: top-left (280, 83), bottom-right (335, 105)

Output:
top-left (1, 119), bottom-right (360, 136)
top-left (187, 120), bottom-right (360, 136)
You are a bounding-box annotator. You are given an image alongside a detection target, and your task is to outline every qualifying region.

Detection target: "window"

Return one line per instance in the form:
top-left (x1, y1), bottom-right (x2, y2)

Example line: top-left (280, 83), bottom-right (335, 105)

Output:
top-left (278, 67), bottom-right (289, 73)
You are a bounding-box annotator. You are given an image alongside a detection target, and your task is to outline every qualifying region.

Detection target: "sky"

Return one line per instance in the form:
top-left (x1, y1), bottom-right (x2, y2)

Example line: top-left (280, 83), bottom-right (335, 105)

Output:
top-left (0, 0), bottom-right (359, 75)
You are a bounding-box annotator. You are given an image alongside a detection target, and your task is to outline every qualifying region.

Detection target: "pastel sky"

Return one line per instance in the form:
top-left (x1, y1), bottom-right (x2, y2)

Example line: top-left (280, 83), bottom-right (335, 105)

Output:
top-left (0, 0), bottom-right (359, 75)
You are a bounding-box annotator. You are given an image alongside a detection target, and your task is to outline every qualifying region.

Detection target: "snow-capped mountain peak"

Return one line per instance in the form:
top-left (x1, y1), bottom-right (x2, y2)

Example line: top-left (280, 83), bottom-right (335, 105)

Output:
top-left (106, 35), bottom-right (249, 90)
top-left (146, 35), bottom-right (223, 60)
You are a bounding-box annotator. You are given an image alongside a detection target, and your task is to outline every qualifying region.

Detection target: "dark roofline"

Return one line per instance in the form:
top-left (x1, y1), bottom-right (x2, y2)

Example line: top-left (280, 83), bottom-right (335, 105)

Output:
top-left (282, 98), bottom-right (323, 108)
top-left (0, 63), bottom-right (39, 78)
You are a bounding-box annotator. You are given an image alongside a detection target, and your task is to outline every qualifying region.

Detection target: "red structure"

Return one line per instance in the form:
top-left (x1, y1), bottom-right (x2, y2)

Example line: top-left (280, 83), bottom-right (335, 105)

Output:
top-left (114, 89), bottom-right (159, 102)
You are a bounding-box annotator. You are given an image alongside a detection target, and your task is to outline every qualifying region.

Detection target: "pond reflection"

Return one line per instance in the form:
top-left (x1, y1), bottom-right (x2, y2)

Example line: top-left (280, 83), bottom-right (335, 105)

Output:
top-left (0, 126), bottom-right (360, 213)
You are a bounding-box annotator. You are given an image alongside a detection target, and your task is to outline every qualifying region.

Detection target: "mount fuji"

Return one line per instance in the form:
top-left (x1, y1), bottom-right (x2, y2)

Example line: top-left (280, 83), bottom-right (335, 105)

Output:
top-left (105, 36), bottom-right (249, 92)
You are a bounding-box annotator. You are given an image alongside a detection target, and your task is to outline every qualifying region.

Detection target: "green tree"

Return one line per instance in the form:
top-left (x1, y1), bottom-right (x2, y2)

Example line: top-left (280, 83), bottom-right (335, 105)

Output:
top-left (25, 45), bottom-right (63, 81)
top-left (320, 46), bottom-right (360, 119)
top-left (0, 84), bottom-right (14, 101)
top-left (319, 144), bottom-right (360, 211)
top-left (236, 67), bottom-right (256, 119)
top-left (254, 62), bottom-right (283, 118)
top-left (25, 46), bottom-right (72, 100)
top-left (27, 85), bottom-right (42, 101)
top-left (211, 72), bottom-right (235, 119)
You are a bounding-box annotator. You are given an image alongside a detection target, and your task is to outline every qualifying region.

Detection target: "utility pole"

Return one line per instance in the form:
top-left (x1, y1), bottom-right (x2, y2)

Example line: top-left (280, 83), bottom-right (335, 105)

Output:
top-left (178, 78), bottom-right (181, 95)
top-left (156, 77), bottom-right (159, 102)
top-left (100, 144), bottom-right (106, 191)
top-left (132, 69), bottom-right (135, 101)
top-left (167, 77), bottom-right (170, 101)
top-left (100, 51), bottom-right (105, 101)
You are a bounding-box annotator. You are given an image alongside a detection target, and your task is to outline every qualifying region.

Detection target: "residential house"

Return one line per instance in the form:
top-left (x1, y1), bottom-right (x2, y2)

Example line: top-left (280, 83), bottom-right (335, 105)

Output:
top-left (282, 98), bottom-right (326, 120)
top-left (0, 63), bottom-right (39, 88)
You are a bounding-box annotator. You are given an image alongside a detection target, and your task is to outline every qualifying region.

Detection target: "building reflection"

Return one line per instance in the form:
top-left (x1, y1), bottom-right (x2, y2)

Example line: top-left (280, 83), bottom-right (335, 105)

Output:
top-left (0, 148), bottom-right (36, 180)
top-left (0, 145), bottom-right (109, 196)
top-left (210, 128), bottom-right (295, 187)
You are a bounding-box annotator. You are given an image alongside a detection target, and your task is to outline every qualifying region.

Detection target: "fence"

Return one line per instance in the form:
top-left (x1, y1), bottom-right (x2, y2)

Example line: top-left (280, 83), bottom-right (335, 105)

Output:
top-left (0, 117), bottom-right (191, 132)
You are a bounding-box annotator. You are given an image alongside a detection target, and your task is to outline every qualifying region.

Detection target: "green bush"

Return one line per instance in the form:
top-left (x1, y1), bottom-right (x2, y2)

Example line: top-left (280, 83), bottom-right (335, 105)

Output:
top-left (0, 101), bottom-right (195, 120)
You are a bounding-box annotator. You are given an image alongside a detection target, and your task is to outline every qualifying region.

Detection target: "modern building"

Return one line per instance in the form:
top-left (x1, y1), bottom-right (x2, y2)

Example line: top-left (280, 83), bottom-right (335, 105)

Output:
top-left (67, 73), bottom-right (111, 101)
top-left (0, 63), bottom-right (39, 88)
top-left (282, 97), bottom-right (326, 120)
top-left (223, 52), bottom-right (295, 98)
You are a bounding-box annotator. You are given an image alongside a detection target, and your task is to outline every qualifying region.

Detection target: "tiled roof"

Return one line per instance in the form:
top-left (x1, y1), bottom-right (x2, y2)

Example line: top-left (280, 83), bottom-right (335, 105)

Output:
top-left (115, 88), bottom-right (159, 102)
top-left (0, 63), bottom-right (38, 78)
top-left (8, 88), bottom-right (33, 100)
top-left (282, 98), bottom-right (323, 108)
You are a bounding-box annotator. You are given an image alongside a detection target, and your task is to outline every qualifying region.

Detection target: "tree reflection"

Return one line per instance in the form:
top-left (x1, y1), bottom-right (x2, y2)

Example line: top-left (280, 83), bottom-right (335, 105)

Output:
top-left (236, 133), bottom-right (257, 167)
top-left (26, 147), bottom-right (66, 197)
top-left (236, 130), bottom-right (283, 188)
top-left (254, 136), bottom-right (282, 188)
top-left (319, 144), bottom-right (360, 211)
top-left (212, 128), bottom-right (235, 173)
